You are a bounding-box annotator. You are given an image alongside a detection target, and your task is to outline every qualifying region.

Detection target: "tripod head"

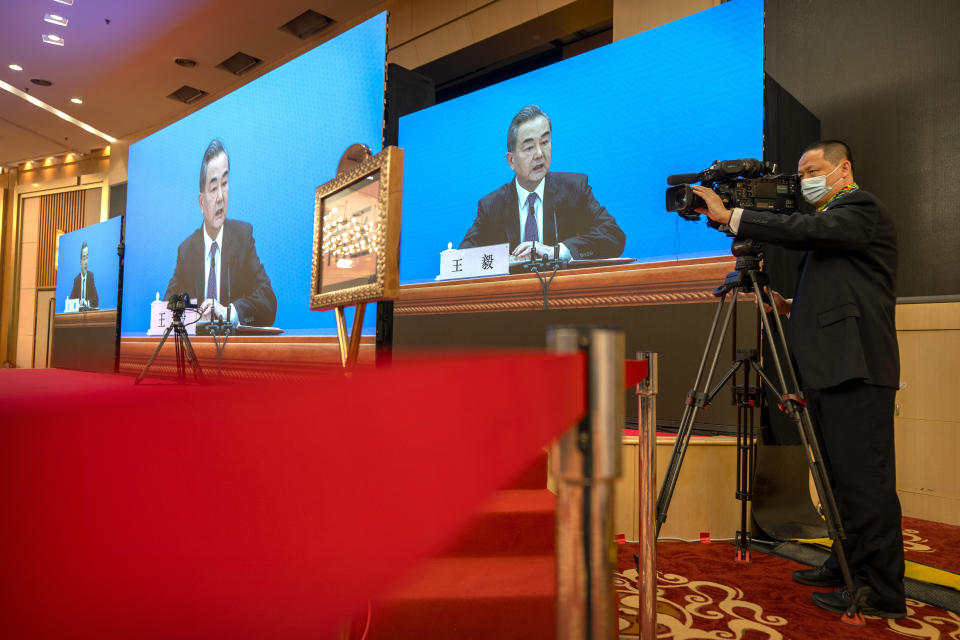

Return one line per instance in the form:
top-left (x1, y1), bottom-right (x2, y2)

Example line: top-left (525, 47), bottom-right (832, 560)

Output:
top-left (731, 238), bottom-right (763, 272)
top-left (714, 239), bottom-right (767, 297)
top-left (167, 292), bottom-right (197, 324)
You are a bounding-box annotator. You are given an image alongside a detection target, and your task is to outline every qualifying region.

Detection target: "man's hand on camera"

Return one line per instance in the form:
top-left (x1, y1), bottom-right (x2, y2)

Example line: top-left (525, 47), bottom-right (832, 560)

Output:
top-left (691, 185), bottom-right (732, 225)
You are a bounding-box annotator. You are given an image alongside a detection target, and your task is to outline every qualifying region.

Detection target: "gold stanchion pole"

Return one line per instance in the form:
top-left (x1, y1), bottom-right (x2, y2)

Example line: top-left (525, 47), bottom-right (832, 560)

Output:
top-left (548, 326), bottom-right (624, 640)
top-left (636, 351), bottom-right (658, 639)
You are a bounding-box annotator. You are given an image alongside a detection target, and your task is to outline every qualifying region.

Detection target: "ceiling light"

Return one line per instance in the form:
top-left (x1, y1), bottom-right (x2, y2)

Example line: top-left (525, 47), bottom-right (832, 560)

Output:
top-left (0, 80), bottom-right (117, 143)
top-left (44, 13), bottom-right (69, 27)
top-left (70, 97), bottom-right (82, 104)
top-left (8, 64), bottom-right (23, 71)
top-left (42, 34), bottom-right (65, 46)
top-left (53, 0), bottom-right (74, 5)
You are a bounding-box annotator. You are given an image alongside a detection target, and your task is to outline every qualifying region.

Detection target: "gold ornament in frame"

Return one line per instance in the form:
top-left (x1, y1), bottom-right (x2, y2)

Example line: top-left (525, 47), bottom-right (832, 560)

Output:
top-left (310, 146), bottom-right (403, 310)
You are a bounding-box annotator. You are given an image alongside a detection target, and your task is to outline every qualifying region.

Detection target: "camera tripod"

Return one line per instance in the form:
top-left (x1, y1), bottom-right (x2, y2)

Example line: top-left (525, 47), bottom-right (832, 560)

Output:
top-left (135, 307), bottom-right (205, 385)
top-left (655, 240), bottom-right (869, 624)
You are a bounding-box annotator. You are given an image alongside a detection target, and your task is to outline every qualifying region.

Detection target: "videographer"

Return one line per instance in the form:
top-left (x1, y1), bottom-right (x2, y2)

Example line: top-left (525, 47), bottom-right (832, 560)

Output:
top-left (692, 140), bottom-right (905, 619)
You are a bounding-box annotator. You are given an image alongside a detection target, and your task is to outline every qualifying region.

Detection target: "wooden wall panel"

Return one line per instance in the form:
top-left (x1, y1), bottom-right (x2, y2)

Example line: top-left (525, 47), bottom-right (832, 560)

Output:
top-left (37, 190), bottom-right (85, 288)
top-left (616, 435), bottom-right (742, 541)
top-left (894, 301), bottom-right (960, 525)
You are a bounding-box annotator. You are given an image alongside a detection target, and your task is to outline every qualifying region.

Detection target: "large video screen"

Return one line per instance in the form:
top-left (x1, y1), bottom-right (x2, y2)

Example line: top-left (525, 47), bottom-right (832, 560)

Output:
top-left (121, 13), bottom-right (386, 335)
top-left (55, 216), bottom-right (122, 314)
top-left (398, 0), bottom-right (763, 285)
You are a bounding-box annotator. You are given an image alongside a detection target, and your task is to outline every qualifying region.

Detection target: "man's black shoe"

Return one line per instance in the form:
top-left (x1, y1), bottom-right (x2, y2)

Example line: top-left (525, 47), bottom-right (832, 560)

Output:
top-left (811, 588), bottom-right (907, 619)
top-left (792, 565), bottom-right (843, 587)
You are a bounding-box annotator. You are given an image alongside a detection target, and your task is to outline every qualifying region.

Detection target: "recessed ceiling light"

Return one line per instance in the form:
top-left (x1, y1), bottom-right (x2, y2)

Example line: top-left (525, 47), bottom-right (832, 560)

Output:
top-left (70, 97), bottom-right (82, 104)
top-left (8, 64), bottom-right (23, 71)
top-left (53, 0), bottom-right (74, 5)
top-left (42, 34), bottom-right (65, 46)
top-left (30, 78), bottom-right (53, 86)
top-left (44, 13), bottom-right (69, 27)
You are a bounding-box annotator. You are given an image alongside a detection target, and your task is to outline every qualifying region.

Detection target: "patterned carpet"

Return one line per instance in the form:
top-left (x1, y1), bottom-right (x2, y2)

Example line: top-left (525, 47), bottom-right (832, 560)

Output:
top-left (616, 541), bottom-right (960, 639)
top-left (903, 516), bottom-right (960, 576)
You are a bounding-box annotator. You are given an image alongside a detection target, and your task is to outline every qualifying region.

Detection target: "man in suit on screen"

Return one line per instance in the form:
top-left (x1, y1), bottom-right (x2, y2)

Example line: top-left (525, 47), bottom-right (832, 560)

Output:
top-left (165, 139), bottom-right (277, 327)
top-left (692, 140), bottom-right (906, 619)
top-left (459, 105), bottom-right (625, 261)
top-left (70, 241), bottom-right (98, 309)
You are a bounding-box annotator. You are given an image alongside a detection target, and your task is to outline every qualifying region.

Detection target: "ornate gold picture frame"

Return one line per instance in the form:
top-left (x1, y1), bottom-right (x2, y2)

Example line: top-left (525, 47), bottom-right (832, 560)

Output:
top-left (310, 146), bottom-right (403, 310)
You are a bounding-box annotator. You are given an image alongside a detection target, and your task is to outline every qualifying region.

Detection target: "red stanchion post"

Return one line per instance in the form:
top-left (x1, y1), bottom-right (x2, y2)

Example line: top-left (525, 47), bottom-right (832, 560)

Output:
top-left (635, 351), bottom-right (658, 639)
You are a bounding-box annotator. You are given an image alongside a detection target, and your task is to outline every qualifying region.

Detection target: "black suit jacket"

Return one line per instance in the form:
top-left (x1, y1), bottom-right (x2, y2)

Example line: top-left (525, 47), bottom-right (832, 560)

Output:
top-left (736, 190), bottom-right (898, 390)
top-left (459, 172), bottom-right (626, 259)
top-left (164, 219), bottom-right (277, 327)
top-left (70, 271), bottom-right (98, 308)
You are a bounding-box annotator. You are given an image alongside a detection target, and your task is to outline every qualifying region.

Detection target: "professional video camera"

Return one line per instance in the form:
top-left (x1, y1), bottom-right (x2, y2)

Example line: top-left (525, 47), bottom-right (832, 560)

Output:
top-left (166, 292), bottom-right (197, 314)
top-left (665, 158), bottom-right (799, 229)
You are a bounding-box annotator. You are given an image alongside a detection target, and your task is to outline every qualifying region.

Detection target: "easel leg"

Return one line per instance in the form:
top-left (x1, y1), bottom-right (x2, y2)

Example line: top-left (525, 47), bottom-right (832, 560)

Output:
top-left (347, 303), bottom-right (366, 369)
top-left (335, 306), bottom-right (349, 367)
top-left (334, 303), bottom-right (367, 369)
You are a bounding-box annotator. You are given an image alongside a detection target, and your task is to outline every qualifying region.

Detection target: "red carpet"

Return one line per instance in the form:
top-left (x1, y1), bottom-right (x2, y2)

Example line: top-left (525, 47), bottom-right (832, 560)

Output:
top-left (366, 454), bottom-right (557, 639)
top-left (903, 516), bottom-right (960, 575)
top-left (616, 541), bottom-right (960, 639)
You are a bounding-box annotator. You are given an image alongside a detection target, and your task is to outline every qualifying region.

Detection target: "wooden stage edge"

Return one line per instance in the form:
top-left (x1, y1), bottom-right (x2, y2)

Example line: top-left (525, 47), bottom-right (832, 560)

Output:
top-left (119, 335), bottom-right (376, 380)
top-left (395, 256), bottom-right (737, 315)
top-left (120, 258), bottom-right (737, 380)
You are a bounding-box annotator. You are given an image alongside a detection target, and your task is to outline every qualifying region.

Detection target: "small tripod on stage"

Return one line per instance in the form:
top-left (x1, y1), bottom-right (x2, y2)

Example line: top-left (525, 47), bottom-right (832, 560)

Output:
top-left (655, 238), bottom-right (869, 624)
top-left (135, 293), bottom-right (205, 385)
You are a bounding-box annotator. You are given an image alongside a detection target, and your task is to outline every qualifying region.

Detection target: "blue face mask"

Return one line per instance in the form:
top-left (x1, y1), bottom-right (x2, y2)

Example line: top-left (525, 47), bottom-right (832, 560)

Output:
top-left (800, 163), bottom-right (842, 204)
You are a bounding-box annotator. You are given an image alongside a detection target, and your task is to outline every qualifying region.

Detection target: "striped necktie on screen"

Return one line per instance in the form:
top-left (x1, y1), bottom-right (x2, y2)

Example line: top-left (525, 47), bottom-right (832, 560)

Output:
top-left (207, 241), bottom-right (218, 300)
top-left (523, 192), bottom-right (539, 242)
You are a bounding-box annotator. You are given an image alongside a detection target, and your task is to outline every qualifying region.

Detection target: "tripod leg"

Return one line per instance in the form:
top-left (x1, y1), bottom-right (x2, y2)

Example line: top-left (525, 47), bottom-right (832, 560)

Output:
top-left (656, 292), bottom-right (738, 537)
top-left (135, 324), bottom-right (175, 384)
top-left (734, 349), bottom-right (758, 563)
top-left (176, 325), bottom-right (206, 384)
top-left (747, 272), bottom-right (864, 621)
top-left (175, 326), bottom-right (184, 381)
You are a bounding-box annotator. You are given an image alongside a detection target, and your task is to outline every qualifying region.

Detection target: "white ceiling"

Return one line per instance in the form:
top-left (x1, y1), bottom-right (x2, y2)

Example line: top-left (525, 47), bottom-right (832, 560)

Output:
top-left (0, 0), bottom-right (383, 167)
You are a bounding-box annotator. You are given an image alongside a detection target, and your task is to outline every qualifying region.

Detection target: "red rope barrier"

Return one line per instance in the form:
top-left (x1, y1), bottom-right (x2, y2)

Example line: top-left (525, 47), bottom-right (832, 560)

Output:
top-left (0, 353), bottom-right (585, 639)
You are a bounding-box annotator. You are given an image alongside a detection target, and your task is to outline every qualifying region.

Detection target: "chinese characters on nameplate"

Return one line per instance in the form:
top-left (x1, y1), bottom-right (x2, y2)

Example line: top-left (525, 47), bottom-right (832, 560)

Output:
top-left (147, 292), bottom-right (199, 336)
top-left (437, 243), bottom-right (509, 280)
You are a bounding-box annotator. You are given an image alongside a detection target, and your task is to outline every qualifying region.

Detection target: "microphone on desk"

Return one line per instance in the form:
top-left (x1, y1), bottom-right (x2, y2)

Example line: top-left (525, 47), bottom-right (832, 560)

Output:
top-left (553, 207), bottom-right (560, 261)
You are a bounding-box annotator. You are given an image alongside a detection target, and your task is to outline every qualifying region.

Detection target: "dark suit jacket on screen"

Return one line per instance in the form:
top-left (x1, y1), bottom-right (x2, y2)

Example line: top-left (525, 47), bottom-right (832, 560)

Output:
top-left (70, 271), bottom-right (99, 308)
top-left (736, 189), bottom-right (898, 390)
top-left (458, 172), bottom-right (626, 259)
top-left (164, 219), bottom-right (277, 327)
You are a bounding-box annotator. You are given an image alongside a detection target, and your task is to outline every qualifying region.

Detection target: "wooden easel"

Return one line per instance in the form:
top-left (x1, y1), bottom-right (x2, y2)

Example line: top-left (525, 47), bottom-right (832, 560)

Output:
top-left (333, 303), bottom-right (365, 369)
top-left (332, 143), bottom-right (373, 370)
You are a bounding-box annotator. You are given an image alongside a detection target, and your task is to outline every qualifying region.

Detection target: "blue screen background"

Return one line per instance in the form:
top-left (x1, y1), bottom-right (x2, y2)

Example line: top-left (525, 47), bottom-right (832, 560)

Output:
top-left (55, 217), bottom-right (122, 312)
top-left (398, 0), bottom-right (764, 284)
top-left (122, 13), bottom-right (386, 335)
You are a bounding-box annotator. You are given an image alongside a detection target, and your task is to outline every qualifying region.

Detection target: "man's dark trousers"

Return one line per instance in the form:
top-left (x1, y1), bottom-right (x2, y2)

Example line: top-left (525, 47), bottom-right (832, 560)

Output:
top-left (806, 379), bottom-right (905, 608)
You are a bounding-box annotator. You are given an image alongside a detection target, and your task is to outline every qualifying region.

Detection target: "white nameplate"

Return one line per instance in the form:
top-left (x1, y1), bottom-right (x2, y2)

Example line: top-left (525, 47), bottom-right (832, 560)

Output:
top-left (437, 243), bottom-right (509, 280)
top-left (64, 298), bottom-right (80, 313)
top-left (147, 293), bottom-right (199, 336)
